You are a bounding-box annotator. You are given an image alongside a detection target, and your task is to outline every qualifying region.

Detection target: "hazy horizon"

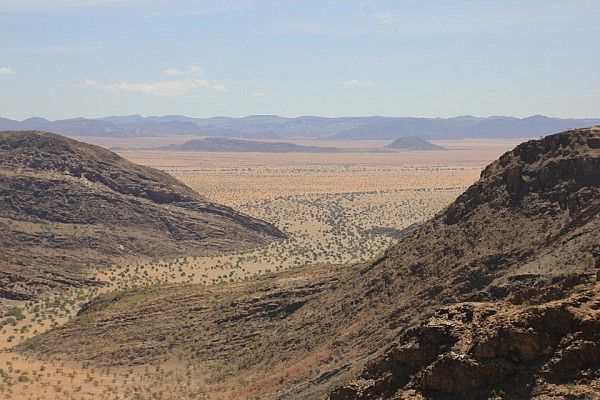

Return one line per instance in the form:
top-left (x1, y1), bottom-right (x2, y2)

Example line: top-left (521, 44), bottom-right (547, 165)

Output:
top-left (4, 113), bottom-right (600, 122)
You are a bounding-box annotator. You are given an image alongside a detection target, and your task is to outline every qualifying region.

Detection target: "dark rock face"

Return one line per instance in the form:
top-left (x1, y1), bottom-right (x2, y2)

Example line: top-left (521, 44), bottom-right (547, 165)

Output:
top-left (331, 288), bottom-right (600, 399)
top-left (0, 131), bottom-right (285, 299)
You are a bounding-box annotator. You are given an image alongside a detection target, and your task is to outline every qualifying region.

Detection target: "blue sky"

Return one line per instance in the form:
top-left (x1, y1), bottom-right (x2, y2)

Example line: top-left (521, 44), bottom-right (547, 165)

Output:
top-left (0, 0), bottom-right (599, 119)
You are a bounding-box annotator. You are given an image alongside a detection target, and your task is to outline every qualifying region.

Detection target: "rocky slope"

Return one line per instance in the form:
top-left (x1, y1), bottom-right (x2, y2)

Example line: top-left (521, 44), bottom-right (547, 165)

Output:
top-left (21, 127), bottom-right (599, 399)
top-left (0, 131), bottom-right (284, 300)
top-left (330, 126), bottom-right (600, 399)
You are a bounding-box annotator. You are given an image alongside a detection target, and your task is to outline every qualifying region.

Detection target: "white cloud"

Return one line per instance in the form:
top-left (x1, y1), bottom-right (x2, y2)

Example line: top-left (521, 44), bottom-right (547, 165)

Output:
top-left (0, 67), bottom-right (16, 75)
top-left (192, 79), bottom-right (228, 92)
top-left (164, 68), bottom-right (184, 76)
top-left (164, 65), bottom-right (202, 76)
top-left (341, 79), bottom-right (372, 87)
top-left (374, 12), bottom-right (392, 24)
top-left (84, 67), bottom-right (227, 95)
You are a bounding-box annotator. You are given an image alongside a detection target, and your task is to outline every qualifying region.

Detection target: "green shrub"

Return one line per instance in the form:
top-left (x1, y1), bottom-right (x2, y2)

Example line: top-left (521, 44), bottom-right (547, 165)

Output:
top-left (4, 307), bottom-right (25, 321)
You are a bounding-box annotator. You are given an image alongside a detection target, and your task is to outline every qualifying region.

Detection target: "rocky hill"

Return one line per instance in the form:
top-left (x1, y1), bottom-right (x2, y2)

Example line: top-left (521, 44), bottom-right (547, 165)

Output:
top-left (385, 137), bottom-right (446, 151)
top-left (0, 131), bottom-right (285, 300)
top-left (21, 127), bottom-right (600, 399)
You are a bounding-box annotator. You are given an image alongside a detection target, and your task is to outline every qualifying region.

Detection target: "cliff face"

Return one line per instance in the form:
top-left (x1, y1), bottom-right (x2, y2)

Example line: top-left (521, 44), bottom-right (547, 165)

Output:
top-left (0, 131), bottom-right (284, 300)
top-left (19, 128), bottom-right (600, 399)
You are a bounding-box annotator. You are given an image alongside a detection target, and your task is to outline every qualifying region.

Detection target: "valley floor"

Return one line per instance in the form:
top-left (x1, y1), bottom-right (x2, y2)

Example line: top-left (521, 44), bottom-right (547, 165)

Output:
top-left (0, 138), bottom-right (519, 400)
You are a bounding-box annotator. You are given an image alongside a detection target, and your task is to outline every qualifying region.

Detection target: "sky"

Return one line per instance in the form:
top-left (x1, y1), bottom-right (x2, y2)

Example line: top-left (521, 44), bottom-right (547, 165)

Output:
top-left (0, 0), bottom-right (599, 120)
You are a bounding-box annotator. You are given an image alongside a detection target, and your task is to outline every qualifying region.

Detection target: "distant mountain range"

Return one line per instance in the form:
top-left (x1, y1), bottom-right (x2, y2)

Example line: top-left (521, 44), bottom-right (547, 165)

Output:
top-left (2, 114), bottom-right (599, 140)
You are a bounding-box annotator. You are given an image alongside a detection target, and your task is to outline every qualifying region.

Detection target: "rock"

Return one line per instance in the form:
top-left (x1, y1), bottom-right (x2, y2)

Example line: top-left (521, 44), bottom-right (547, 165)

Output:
top-left (330, 288), bottom-right (600, 399)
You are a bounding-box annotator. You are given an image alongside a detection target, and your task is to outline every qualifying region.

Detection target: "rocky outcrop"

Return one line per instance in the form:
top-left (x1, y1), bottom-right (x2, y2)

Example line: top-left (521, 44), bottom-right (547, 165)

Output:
top-left (444, 127), bottom-right (599, 224)
top-left (331, 284), bottom-right (600, 399)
